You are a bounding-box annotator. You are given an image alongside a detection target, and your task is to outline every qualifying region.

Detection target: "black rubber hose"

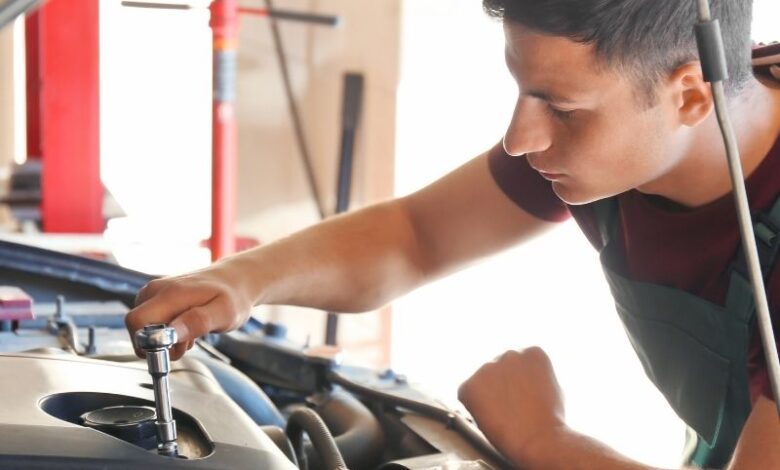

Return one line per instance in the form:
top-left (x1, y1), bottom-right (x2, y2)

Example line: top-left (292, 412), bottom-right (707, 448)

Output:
top-left (286, 407), bottom-right (349, 470)
top-left (305, 391), bottom-right (384, 470)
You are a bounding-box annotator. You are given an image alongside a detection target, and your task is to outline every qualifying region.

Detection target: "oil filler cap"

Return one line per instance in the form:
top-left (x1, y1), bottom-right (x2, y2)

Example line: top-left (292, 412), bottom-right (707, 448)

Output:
top-left (80, 405), bottom-right (157, 443)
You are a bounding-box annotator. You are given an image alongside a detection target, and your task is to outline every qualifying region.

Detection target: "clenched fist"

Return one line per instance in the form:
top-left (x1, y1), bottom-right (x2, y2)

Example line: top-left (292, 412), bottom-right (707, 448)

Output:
top-left (125, 259), bottom-right (256, 360)
top-left (458, 347), bottom-right (566, 466)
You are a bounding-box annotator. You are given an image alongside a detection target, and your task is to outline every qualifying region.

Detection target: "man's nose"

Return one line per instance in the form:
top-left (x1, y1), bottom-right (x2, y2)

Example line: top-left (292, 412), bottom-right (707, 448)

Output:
top-left (503, 97), bottom-right (552, 157)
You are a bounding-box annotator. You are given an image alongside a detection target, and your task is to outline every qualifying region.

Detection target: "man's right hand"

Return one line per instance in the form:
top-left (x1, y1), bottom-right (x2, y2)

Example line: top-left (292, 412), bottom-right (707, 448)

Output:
top-left (125, 260), bottom-right (255, 360)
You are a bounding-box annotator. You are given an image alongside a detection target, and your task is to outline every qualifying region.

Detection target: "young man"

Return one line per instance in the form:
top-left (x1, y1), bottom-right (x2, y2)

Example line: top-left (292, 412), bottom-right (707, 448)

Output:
top-left (126, 1), bottom-right (780, 468)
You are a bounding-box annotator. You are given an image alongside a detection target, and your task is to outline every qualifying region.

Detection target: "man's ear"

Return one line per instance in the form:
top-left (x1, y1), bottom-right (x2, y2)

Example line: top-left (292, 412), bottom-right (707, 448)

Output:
top-left (666, 62), bottom-right (713, 127)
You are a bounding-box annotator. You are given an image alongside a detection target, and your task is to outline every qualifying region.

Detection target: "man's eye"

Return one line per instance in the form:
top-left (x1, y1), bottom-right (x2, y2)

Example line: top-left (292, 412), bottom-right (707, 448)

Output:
top-left (547, 106), bottom-right (577, 120)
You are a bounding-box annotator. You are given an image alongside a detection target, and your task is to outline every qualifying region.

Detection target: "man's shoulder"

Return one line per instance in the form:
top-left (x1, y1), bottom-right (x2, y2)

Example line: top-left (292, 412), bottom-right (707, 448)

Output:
top-left (753, 43), bottom-right (780, 80)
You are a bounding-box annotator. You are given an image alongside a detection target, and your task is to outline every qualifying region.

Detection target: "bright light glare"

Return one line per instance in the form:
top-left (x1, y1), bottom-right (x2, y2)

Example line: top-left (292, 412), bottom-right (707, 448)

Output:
top-left (752, 0), bottom-right (779, 43)
top-left (100, 0), bottom-right (212, 274)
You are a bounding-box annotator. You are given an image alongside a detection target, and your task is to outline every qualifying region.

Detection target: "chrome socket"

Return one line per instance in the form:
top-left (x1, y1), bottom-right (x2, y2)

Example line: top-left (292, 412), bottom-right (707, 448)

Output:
top-left (135, 324), bottom-right (179, 457)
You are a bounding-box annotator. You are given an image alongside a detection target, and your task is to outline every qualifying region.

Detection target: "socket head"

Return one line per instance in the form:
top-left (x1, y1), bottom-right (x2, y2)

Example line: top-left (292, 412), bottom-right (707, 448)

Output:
top-left (134, 324), bottom-right (177, 351)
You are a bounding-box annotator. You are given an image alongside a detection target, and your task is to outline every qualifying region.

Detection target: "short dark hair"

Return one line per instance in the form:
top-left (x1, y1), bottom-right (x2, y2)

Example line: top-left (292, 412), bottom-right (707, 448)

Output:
top-left (483, 0), bottom-right (754, 102)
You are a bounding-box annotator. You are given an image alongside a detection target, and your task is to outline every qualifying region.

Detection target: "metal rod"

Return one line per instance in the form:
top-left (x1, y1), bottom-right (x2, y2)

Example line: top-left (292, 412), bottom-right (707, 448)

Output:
top-left (695, 0), bottom-right (780, 415)
top-left (697, 0), bottom-right (711, 21)
top-left (151, 370), bottom-right (174, 422)
top-left (325, 73), bottom-right (365, 346)
top-left (120, 1), bottom-right (191, 10)
top-left (263, 0), bottom-right (327, 220)
top-left (711, 81), bottom-right (780, 414)
top-left (239, 6), bottom-right (341, 27)
top-left (0, 0), bottom-right (40, 31)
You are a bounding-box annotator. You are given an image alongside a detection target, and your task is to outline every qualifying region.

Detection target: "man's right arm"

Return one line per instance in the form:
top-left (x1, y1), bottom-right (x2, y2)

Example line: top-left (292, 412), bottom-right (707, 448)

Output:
top-left (125, 148), bottom-right (556, 357)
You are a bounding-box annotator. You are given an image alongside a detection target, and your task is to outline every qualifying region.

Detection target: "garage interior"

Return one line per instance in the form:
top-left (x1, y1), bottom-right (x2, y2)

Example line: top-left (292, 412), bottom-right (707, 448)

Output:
top-left (0, 1), bottom-right (778, 468)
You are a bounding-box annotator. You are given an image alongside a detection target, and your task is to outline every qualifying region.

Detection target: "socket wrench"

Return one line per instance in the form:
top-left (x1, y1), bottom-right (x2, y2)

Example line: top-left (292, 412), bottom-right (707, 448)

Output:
top-left (135, 324), bottom-right (179, 457)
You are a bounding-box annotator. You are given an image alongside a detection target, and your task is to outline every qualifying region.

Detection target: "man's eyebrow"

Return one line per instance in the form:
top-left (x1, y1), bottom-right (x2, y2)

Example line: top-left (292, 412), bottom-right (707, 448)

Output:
top-left (525, 89), bottom-right (578, 105)
top-left (505, 49), bottom-right (583, 105)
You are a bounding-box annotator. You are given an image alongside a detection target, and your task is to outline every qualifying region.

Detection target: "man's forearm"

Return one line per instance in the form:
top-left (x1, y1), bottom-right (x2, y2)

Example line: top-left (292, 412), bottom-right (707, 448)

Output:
top-left (517, 426), bottom-right (679, 470)
top-left (224, 200), bottom-right (427, 313)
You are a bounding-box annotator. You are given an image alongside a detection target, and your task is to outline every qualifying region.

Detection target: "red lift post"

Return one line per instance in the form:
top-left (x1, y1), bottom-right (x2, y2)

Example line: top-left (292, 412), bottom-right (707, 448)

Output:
top-left (209, 0), bottom-right (239, 261)
top-left (35, 0), bottom-right (103, 233)
top-left (24, 12), bottom-right (40, 160)
top-left (208, 2), bottom-right (339, 261)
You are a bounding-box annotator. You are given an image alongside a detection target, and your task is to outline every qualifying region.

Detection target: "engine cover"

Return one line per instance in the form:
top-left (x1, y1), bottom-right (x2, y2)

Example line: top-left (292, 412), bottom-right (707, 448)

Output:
top-left (0, 352), bottom-right (297, 470)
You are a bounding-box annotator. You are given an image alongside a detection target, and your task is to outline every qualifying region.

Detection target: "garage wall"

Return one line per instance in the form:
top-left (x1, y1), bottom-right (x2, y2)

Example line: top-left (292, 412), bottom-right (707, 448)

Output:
top-left (100, 0), bottom-right (401, 366)
top-left (0, 18), bottom-right (25, 172)
top-left (97, 0), bottom-right (400, 365)
top-left (0, 24), bottom-right (12, 171)
top-left (235, 0), bottom-right (401, 366)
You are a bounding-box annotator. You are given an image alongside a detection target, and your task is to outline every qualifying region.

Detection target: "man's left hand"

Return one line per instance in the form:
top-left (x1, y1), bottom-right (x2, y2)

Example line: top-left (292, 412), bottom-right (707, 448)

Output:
top-left (458, 346), bottom-right (566, 465)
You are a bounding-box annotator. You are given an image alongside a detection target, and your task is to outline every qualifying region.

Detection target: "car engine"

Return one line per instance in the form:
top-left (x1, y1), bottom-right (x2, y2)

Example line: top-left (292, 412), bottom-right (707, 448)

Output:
top-left (0, 240), bottom-right (509, 470)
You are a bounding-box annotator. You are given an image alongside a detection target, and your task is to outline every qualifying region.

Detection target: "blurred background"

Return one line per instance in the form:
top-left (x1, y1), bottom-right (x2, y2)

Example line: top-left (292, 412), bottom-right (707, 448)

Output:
top-left (0, 1), bottom-right (777, 466)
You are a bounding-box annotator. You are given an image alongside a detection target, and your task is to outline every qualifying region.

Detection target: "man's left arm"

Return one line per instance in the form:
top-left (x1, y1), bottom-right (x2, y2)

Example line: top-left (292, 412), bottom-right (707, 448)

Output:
top-left (458, 348), bottom-right (780, 470)
top-left (728, 396), bottom-right (780, 469)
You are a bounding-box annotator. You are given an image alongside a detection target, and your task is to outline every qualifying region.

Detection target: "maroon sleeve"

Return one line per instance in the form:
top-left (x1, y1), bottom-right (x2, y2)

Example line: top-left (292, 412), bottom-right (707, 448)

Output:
top-left (487, 143), bottom-right (571, 222)
top-left (752, 42), bottom-right (780, 78)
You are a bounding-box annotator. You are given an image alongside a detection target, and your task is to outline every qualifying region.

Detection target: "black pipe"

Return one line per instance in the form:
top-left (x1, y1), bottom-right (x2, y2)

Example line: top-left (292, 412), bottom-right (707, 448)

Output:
top-left (325, 73), bottom-right (365, 346)
top-left (286, 407), bottom-right (348, 470)
top-left (266, 9), bottom-right (340, 27)
top-left (263, 0), bottom-right (327, 220)
top-left (305, 391), bottom-right (384, 470)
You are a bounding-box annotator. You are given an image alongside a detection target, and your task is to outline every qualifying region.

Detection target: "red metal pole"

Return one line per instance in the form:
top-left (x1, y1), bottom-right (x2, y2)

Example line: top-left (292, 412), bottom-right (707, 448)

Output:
top-left (39, 0), bottom-right (103, 233)
top-left (209, 0), bottom-right (238, 261)
top-left (25, 12), bottom-right (41, 160)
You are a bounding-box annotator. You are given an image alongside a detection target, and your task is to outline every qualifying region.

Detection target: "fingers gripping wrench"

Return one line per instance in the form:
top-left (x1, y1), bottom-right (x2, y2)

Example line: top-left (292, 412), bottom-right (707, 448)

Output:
top-left (135, 324), bottom-right (179, 457)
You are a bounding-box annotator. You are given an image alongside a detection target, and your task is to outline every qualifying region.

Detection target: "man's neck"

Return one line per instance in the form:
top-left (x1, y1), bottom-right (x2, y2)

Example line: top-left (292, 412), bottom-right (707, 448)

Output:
top-left (640, 77), bottom-right (780, 209)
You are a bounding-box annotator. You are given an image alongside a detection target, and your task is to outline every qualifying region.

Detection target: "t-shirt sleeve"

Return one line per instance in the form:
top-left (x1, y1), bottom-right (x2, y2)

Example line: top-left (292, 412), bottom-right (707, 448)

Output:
top-left (752, 42), bottom-right (780, 80)
top-left (487, 142), bottom-right (571, 222)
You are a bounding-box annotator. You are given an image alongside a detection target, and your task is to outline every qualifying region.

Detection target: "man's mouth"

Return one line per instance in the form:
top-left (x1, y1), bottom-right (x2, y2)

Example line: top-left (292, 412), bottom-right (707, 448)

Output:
top-left (527, 158), bottom-right (565, 181)
top-left (537, 171), bottom-right (565, 181)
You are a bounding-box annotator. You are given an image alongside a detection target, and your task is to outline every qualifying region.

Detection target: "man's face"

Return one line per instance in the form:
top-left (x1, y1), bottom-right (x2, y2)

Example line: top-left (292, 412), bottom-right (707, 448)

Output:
top-left (502, 22), bottom-right (684, 205)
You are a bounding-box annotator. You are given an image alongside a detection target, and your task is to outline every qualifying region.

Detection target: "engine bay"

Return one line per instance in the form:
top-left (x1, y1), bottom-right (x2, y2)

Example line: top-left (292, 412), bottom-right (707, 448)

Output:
top-left (0, 240), bottom-right (508, 470)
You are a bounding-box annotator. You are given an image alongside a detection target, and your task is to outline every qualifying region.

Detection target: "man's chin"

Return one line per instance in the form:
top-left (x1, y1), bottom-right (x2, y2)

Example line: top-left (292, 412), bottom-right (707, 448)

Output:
top-left (551, 182), bottom-right (613, 206)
